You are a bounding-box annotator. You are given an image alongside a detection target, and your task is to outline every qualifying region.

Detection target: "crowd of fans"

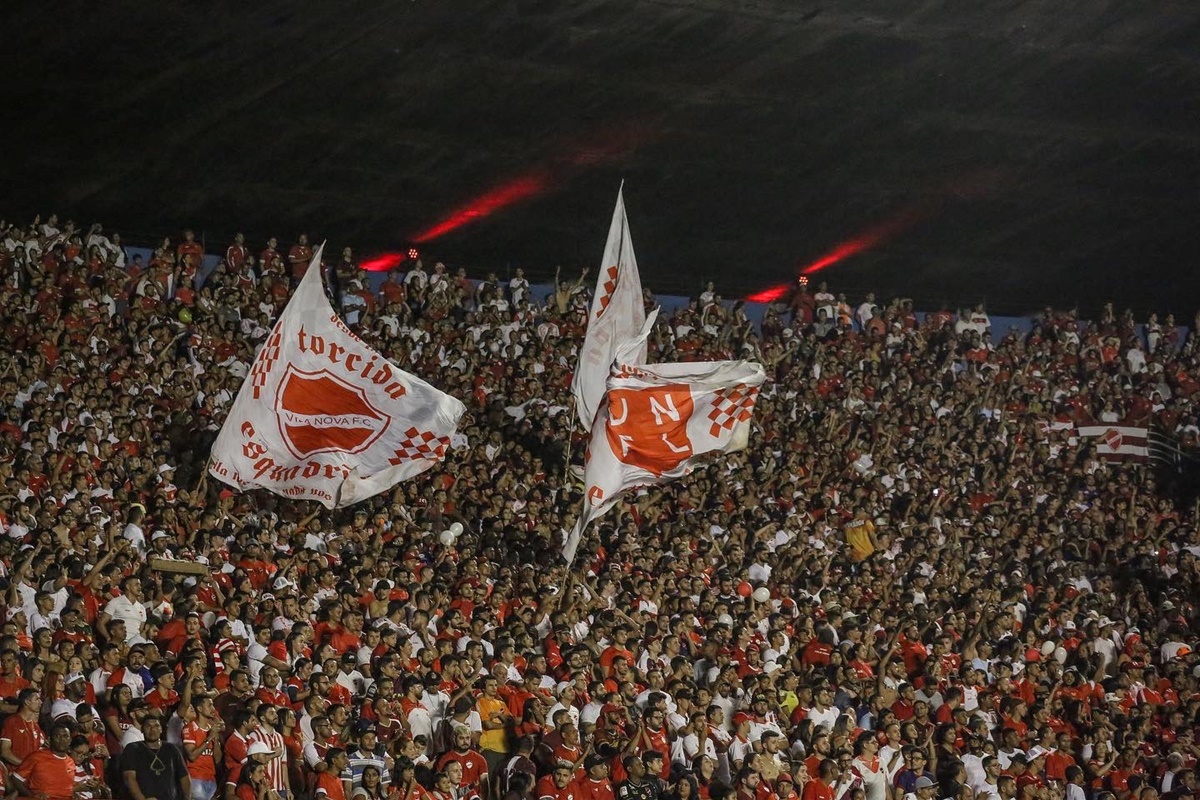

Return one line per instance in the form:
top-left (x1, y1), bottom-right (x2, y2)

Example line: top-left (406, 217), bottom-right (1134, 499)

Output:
top-left (0, 217), bottom-right (1199, 800)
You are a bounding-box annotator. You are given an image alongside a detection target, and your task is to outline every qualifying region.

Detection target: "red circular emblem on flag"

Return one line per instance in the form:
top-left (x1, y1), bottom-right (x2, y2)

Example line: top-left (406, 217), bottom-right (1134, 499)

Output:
top-left (274, 365), bottom-right (390, 458)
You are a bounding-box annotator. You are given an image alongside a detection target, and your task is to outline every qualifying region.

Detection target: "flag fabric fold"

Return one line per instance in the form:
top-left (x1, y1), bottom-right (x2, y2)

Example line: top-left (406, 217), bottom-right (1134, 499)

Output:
top-left (208, 243), bottom-right (466, 508)
top-left (571, 185), bottom-right (647, 428)
top-left (564, 357), bottom-right (766, 563)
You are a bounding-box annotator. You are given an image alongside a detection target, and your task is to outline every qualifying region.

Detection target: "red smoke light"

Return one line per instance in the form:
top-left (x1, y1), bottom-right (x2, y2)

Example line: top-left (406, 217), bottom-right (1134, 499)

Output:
top-left (747, 285), bottom-right (789, 303)
top-left (413, 173), bottom-right (549, 243)
top-left (360, 253), bottom-right (406, 272)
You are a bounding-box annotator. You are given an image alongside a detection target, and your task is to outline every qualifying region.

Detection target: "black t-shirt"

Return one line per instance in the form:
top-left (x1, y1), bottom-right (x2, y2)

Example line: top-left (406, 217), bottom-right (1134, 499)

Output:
top-left (121, 740), bottom-right (189, 800)
top-left (617, 778), bottom-right (661, 800)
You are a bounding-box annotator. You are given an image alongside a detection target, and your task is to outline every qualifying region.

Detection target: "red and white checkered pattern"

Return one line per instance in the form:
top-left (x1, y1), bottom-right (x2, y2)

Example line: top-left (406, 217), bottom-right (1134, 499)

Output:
top-left (708, 385), bottom-right (760, 437)
top-left (388, 427), bottom-right (451, 465)
top-left (250, 325), bottom-right (285, 399)
top-left (594, 265), bottom-right (620, 319)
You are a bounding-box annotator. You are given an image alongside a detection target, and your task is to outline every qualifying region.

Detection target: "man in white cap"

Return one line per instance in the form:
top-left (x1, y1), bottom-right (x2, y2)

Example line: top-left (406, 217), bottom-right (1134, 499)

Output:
top-left (50, 673), bottom-right (90, 721)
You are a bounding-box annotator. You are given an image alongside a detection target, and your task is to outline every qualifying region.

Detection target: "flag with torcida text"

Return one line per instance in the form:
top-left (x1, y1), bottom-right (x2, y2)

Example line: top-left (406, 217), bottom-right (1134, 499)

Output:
top-left (571, 185), bottom-right (647, 428)
top-left (564, 347), bottom-right (766, 564)
top-left (209, 244), bottom-right (465, 508)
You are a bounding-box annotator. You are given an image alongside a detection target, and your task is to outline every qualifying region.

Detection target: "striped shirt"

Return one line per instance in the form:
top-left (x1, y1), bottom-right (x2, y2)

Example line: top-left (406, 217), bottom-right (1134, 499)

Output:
top-left (249, 728), bottom-right (288, 792)
top-left (342, 745), bottom-right (391, 791)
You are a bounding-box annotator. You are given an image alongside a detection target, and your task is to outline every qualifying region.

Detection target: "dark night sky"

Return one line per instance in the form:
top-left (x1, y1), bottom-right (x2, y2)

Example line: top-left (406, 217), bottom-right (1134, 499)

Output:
top-left (4, 0), bottom-right (1200, 316)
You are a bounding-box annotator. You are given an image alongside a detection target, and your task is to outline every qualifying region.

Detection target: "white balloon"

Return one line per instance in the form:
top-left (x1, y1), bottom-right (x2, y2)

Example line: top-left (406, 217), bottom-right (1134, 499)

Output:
top-left (1054, 646), bottom-right (1068, 664)
top-left (752, 587), bottom-right (771, 603)
top-left (449, 522), bottom-right (464, 535)
top-left (1040, 640), bottom-right (1056, 656)
top-left (439, 530), bottom-right (455, 546)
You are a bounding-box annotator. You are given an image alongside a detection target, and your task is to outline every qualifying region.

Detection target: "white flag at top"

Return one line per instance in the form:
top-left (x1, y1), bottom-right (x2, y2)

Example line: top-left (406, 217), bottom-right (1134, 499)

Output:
top-left (564, 343), bottom-right (766, 564)
top-left (208, 244), bottom-right (466, 509)
top-left (571, 185), bottom-right (647, 428)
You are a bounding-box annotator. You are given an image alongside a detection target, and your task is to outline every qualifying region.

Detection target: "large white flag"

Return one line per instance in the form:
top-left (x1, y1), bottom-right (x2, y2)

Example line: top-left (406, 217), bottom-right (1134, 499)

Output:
top-left (564, 354), bottom-right (766, 563)
top-left (571, 185), bottom-right (647, 428)
top-left (209, 244), bottom-right (466, 508)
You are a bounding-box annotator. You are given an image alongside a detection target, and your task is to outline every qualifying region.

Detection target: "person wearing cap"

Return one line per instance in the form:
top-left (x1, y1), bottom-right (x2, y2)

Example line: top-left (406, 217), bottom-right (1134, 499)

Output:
top-left (904, 775), bottom-right (937, 800)
top-left (49, 671), bottom-right (91, 721)
top-left (345, 721), bottom-right (390, 795)
top-left (775, 773), bottom-right (800, 800)
top-left (728, 712), bottom-right (754, 777)
top-left (122, 714), bottom-right (191, 800)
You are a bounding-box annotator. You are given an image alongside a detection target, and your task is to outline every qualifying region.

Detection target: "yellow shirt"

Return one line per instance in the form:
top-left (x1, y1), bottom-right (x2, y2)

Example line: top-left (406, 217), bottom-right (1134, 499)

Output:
top-left (845, 518), bottom-right (877, 562)
top-left (477, 695), bottom-right (509, 753)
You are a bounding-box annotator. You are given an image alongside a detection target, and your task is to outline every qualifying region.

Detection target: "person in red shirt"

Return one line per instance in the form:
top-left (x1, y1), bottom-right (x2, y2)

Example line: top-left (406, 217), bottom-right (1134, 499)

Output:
top-left (146, 665), bottom-right (180, 715)
top-left (177, 229), bottom-right (205, 281)
top-left (182, 696), bottom-right (224, 800)
top-left (437, 727), bottom-right (490, 798)
top-left (802, 760), bottom-right (839, 800)
top-left (288, 235), bottom-right (313, 282)
top-left (235, 760), bottom-right (273, 800)
top-left (316, 749), bottom-right (350, 800)
top-left (226, 234), bottom-right (248, 272)
top-left (1, 687), bottom-right (46, 766)
top-left (13, 723), bottom-right (77, 800)
top-left (573, 756), bottom-right (615, 800)
top-left (539, 761), bottom-right (579, 800)
top-left (0, 651), bottom-right (31, 713)
top-left (598, 628), bottom-right (635, 677)
top-left (775, 775), bottom-right (799, 800)
top-left (631, 708), bottom-right (671, 779)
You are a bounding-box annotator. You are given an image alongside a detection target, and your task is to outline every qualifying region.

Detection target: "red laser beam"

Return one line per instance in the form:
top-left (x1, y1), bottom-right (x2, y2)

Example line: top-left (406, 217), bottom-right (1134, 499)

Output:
top-left (801, 207), bottom-right (926, 276)
top-left (747, 286), bottom-right (790, 303)
top-left (360, 253), bottom-right (406, 272)
top-left (745, 207), bottom-right (928, 302)
top-left (412, 173), bottom-right (550, 243)
top-left (410, 115), bottom-right (664, 245)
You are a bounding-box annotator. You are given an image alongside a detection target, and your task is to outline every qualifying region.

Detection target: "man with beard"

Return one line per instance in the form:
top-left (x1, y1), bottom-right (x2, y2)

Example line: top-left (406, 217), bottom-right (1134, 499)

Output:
top-left (122, 715), bottom-right (190, 800)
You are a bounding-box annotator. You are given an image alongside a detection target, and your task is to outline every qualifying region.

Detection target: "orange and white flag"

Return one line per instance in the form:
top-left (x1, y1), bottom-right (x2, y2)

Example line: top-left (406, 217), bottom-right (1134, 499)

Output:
top-left (571, 185), bottom-right (647, 428)
top-left (564, 342), bottom-right (765, 563)
top-left (208, 244), bottom-right (465, 508)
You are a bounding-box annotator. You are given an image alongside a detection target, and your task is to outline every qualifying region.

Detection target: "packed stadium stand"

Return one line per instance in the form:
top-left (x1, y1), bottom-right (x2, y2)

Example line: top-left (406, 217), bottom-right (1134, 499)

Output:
top-left (1, 219), bottom-right (1198, 800)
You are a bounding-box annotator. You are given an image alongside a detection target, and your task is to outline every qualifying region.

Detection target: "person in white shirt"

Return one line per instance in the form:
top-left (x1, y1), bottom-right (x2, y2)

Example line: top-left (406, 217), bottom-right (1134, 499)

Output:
top-left (806, 685), bottom-right (840, 733)
top-left (971, 756), bottom-right (1003, 800)
top-left (99, 577), bottom-right (147, 645)
top-left (509, 269), bottom-right (530, 306)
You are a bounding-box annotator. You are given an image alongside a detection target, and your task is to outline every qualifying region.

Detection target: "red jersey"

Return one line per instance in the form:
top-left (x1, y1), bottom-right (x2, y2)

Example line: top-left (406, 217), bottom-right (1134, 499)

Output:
top-left (437, 749), bottom-right (489, 792)
top-left (1, 714), bottom-right (46, 762)
top-left (182, 720), bottom-right (218, 780)
top-left (538, 776), bottom-right (578, 800)
top-left (572, 777), bottom-right (615, 800)
top-left (317, 771), bottom-right (347, 800)
top-left (14, 749), bottom-right (75, 800)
